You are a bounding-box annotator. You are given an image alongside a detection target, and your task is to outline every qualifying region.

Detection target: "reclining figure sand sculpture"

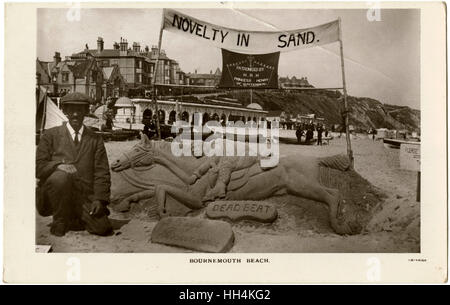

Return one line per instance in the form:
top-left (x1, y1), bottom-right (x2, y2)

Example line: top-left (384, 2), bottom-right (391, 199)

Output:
top-left (110, 135), bottom-right (369, 235)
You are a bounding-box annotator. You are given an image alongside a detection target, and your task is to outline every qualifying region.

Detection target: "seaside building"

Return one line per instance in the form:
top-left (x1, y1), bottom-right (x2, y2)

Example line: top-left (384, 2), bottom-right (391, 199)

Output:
top-left (186, 68), bottom-right (221, 86)
top-left (70, 37), bottom-right (187, 89)
top-left (128, 98), bottom-right (267, 126)
top-left (279, 76), bottom-right (313, 88)
top-left (37, 37), bottom-right (284, 125)
top-left (36, 52), bottom-right (105, 102)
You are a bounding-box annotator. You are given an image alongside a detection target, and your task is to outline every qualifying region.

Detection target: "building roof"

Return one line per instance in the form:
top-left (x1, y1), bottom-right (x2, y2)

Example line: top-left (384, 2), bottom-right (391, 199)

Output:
top-left (204, 99), bottom-right (242, 108)
top-left (132, 98), bottom-right (268, 114)
top-left (72, 48), bottom-right (178, 64)
top-left (36, 59), bottom-right (52, 82)
top-left (73, 48), bottom-right (147, 59)
top-left (246, 103), bottom-right (263, 110)
top-left (149, 52), bottom-right (170, 61)
top-left (102, 66), bottom-right (114, 80)
top-left (187, 73), bottom-right (220, 79)
top-left (95, 49), bottom-right (120, 57)
top-left (69, 59), bottom-right (96, 78)
top-left (115, 96), bottom-right (134, 107)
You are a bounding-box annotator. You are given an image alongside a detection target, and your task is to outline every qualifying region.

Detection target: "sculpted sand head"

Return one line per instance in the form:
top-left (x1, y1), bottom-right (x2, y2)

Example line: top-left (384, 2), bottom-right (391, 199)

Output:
top-left (111, 133), bottom-right (156, 172)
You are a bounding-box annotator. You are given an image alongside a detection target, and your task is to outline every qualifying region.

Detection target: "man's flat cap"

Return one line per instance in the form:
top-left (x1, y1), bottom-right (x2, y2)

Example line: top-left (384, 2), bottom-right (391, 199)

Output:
top-left (60, 92), bottom-right (92, 106)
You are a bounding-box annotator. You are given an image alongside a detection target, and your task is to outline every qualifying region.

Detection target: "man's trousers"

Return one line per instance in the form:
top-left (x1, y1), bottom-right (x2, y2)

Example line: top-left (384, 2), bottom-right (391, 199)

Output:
top-left (40, 170), bottom-right (112, 236)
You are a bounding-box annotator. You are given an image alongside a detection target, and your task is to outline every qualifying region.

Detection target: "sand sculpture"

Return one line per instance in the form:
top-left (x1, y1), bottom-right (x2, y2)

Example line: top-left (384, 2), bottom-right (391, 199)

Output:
top-left (110, 135), bottom-right (375, 235)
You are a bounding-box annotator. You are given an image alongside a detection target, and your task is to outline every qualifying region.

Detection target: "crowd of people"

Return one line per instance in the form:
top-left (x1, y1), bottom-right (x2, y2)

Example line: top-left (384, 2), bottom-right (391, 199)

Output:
top-left (295, 122), bottom-right (328, 145)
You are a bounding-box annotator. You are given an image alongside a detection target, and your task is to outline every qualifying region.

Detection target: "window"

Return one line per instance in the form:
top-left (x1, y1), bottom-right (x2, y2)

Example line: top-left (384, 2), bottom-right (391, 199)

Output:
top-left (62, 72), bottom-right (69, 83)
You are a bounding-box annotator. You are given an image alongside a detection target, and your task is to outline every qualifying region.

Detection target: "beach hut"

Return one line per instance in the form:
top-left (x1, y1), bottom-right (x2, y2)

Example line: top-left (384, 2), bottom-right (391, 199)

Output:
top-left (375, 128), bottom-right (389, 139)
top-left (396, 129), bottom-right (408, 140)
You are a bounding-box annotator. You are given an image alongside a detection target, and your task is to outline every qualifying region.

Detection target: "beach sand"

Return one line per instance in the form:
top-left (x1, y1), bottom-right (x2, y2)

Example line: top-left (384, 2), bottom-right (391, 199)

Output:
top-left (36, 133), bottom-right (420, 253)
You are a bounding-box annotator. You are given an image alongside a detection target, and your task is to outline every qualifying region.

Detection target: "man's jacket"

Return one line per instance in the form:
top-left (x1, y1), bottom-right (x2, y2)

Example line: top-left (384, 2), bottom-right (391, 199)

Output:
top-left (36, 123), bottom-right (111, 203)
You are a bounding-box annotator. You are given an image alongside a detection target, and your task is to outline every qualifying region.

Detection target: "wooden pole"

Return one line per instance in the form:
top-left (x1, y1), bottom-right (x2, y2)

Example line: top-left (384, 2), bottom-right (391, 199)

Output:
top-left (151, 9), bottom-right (166, 140)
top-left (338, 17), bottom-right (354, 167)
top-left (179, 86), bottom-right (183, 120)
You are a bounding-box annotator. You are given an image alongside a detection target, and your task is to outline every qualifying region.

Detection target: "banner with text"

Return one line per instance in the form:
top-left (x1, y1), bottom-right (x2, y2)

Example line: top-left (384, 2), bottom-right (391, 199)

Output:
top-left (163, 9), bottom-right (340, 54)
top-left (219, 49), bottom-right (280, 89)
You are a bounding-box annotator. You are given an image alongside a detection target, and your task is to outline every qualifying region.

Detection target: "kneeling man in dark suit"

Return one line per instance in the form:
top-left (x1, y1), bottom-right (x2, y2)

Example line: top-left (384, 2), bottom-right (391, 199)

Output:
top-left (36, 93), bottom-right (112, 237)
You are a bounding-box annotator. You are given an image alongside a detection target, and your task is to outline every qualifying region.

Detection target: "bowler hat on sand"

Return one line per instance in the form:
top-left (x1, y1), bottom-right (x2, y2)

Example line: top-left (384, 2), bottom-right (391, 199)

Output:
top-left (60, 92), bottom-right (92, 106)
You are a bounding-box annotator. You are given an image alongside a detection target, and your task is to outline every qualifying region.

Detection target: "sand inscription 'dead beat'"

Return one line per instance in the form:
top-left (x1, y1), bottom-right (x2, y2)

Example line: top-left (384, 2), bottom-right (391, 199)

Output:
top-left (206, 201), bottom-right (278, 223)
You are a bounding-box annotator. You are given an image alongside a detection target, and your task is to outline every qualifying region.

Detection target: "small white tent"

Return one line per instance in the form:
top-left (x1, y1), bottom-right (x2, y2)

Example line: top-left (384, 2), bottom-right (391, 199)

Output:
top-left (36, 86), bottom-right (100, 133)
top-left (43, 94), bottom-right (68, 129)
top-left (36, 86), bottom-right (67, 133)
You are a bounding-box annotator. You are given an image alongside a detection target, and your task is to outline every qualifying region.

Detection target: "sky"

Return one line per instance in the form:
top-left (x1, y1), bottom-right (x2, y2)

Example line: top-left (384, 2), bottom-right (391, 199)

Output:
top-left (37, 8), bottom-right (420, 109)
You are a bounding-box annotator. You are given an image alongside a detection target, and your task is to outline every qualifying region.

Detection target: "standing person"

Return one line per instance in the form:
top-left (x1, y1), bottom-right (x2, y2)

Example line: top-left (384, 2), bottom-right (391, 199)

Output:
top-left (295, 125), bottom-right (303, 143)
top-left (306, 124), bottom-right (313, 143)
top-left (103, 108), bottom-right (115, 131)
top-left (317, 124), bottom-right (323, 146)
top-left (102, 97), bottom-right (116, 131)
top-left (142, 113), bottom-right (155, 139)
top-left (36, 93), bottom-right (113, 237)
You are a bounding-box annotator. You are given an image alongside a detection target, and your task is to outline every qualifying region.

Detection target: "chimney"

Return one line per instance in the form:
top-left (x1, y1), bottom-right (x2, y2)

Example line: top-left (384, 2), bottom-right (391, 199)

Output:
top-left (195, 69), bottom-right (197, 74)
top-left (210, 70), bottom-right (212, 74)
top-left (113, 42), bottom-right (119, 50)
top-left (151, 45), bottom-right (158, 56)
top-left (54, 52), bottom-right (61, 64)
top-left (119, 38), bottom-right (128, 56)
top-left (132, 42), bottom-right (140, 53)
top-left (97, 37), bottom-right (104, 52)
top-left (145, 45), bottom-right (149, 53)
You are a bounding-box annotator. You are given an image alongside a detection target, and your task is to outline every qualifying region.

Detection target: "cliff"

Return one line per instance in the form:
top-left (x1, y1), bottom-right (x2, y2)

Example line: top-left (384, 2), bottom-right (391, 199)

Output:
top-left (230, 90), bottom-right (420, 131)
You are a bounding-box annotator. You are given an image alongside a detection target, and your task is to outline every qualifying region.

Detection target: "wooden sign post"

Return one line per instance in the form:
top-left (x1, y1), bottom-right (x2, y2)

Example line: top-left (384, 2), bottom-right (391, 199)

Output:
top-left (338, 17), bottom-right (354, 168)
top-left (151, 9), bottom-right (166, 140)
top-left (399, 142), bottom-right (421, 201)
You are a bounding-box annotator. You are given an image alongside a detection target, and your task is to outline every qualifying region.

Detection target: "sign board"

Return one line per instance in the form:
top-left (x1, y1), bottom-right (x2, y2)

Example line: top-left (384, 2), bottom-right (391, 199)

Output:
top-left (163, 8), bottom-right (340, 54)
top-left (400, 143), bottom-right (420, 171)
top-left (219, 49), bottom-right (280, 89)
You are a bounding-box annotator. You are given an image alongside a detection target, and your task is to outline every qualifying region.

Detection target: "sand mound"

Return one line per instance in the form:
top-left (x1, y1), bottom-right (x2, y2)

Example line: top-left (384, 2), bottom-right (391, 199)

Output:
top-left (318, 166), bottom-right (386, 231)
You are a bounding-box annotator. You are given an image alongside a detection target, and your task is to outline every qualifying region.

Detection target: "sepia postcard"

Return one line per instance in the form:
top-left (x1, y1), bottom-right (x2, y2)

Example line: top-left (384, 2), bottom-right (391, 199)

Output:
top-left (2, 1), bottom-right (447, 283)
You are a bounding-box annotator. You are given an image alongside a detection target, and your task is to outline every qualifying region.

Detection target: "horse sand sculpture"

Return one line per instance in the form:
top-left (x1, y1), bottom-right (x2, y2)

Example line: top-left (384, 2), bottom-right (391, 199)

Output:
top-left (110, 135), bottom-right (371, 235)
